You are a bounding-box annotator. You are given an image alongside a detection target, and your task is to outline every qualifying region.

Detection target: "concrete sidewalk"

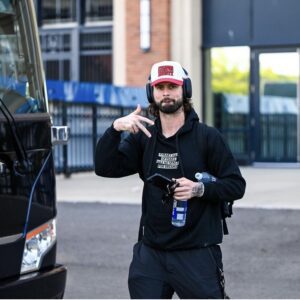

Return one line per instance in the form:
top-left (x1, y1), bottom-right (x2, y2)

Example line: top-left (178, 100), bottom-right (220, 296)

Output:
top-left (56, 167), bottom-right (300, 209)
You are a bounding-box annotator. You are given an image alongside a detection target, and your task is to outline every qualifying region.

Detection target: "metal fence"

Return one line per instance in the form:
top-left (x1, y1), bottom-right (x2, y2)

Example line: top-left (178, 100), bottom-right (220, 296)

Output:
top-left (259, 114), bottom-right (297, 162)
top-left (214, 93), bottom-right (298, 164)
top-left (50, 96), bottom-right (252, 177)
top-left (214, 93), bottom-right (251, 164)
top-left (50, 93), bottom-right (298, 175)
top-left (49, 101), bottom-right (147, 176)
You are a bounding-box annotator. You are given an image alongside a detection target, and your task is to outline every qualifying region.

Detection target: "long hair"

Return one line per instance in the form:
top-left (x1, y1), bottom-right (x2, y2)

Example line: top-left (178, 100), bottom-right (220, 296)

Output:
top-left (148, 98), bottom-right (193, 117)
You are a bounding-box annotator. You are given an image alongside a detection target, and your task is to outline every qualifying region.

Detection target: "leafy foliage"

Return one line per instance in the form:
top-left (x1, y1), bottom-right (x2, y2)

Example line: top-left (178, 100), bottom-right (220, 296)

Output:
top-left (211, 49), bottom-right (297, 96)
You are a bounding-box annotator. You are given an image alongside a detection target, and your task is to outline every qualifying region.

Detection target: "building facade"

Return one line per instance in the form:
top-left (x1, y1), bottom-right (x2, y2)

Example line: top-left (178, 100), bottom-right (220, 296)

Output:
top-left (36, 0), bottom-right (113, 84)
top-left (35, 0), bottom-right (202, 113)
top-left (36, 0), bottom-right (300, 165)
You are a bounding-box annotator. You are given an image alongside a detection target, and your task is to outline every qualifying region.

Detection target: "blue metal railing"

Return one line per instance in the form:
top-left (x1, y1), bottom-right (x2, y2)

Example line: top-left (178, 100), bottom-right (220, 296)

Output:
top-left (47, 79), bottom-right (148, 176)
top-left (49, 101), bottom-right (149, 176)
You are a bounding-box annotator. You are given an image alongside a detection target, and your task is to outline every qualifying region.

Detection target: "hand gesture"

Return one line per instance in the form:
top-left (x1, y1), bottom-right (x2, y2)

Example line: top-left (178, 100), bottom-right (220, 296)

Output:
top-left (113, 104), bottom-right (154, 137)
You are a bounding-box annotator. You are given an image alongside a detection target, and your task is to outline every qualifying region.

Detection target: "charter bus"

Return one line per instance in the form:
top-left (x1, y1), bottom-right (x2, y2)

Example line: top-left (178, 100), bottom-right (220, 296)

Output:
top-left (0, 0), bottom-right (67, 298)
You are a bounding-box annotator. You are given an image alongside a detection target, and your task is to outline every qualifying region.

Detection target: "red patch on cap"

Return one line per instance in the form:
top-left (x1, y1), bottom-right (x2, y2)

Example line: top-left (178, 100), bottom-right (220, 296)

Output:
top-left (158, 65), bottom-right (174, 76)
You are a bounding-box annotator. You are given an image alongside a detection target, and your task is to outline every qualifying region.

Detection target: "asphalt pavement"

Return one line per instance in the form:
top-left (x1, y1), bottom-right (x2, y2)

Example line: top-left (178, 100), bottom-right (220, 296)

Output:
top-left (56, 203), bottom-right (300, 299)
top-left (55, 166), bottom-right (300, 299)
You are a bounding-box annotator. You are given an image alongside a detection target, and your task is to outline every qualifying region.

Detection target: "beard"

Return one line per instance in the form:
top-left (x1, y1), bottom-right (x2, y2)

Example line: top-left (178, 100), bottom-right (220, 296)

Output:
top-left (155, 97), bottom-right (184, 114)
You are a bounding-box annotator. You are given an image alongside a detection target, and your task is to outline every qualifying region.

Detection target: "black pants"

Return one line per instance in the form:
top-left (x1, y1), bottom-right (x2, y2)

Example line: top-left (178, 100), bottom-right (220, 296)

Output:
top-left (128, 242), bottom-right (224, 299)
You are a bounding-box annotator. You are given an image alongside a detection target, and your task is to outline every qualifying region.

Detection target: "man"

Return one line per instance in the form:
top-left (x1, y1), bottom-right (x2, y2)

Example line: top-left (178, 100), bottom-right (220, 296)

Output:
top-left (95, 61), bottom-right (246, 299)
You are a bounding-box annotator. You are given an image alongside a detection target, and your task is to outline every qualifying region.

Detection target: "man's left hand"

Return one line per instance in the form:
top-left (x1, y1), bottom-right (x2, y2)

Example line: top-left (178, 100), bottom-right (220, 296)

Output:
top-left (173, 177), bottom-right (204, 200)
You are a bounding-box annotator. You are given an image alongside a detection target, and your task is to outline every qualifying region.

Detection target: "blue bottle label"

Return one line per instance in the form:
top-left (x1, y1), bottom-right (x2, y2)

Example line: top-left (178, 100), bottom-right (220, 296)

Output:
top-left (172, 200), bottom-right (187, 227)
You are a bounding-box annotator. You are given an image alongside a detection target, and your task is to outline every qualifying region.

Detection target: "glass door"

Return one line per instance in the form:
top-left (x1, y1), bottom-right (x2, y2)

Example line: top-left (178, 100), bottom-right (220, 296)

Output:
top-left (253, 50), bottom-right (300, 162)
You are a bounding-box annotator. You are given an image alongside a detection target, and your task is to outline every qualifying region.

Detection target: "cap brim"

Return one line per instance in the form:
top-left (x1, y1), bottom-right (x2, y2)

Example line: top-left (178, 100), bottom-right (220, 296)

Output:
top-left (151, 78), bottom-right (183, 86)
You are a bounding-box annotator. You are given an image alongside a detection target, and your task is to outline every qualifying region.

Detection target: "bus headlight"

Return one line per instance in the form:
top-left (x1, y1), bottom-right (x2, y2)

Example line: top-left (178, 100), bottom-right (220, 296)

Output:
top-left (21, 219), bottom-right (56, 274)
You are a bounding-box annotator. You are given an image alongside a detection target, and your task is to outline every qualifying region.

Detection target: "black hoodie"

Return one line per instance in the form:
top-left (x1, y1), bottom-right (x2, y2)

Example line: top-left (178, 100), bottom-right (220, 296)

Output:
top-left (95, 109), bottom-right (246, 250)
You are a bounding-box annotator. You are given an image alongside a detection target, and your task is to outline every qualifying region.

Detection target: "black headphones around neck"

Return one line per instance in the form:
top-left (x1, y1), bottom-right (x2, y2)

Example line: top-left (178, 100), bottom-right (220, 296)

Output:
top-left (146, 68), bottom-right (192, 103)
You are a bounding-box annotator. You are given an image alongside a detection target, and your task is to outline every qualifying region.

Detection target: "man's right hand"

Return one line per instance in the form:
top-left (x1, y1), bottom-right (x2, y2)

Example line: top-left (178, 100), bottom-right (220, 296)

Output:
top-left (113, 104), bottom-right (154, 138)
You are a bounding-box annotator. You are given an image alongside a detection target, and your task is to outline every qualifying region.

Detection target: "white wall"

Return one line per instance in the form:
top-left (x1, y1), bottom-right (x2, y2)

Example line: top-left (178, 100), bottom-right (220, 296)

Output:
top-left (171, 0), bottom-right (202, 118)
top-left (113, 0), bottom-right (126, 85)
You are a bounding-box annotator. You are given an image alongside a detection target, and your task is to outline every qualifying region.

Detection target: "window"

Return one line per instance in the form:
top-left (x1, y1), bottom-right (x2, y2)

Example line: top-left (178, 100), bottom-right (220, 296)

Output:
top-left (208, 47), bottom-right (250, 162)
top-left (80, 55), bottom-right (111, 83)
top-left (45, 60), bottom-right (70, 81)
top-left (40, 31), bottom-right (72, 81)
top-left (0, 3), bottom-right (46, 113)
top-left (41, 0), bottom-right (77, 25)
top-left (37, 1), bottom-right (113, 84)
top-left (41, 33), bottom-right (71, 53)
top-left (80, 29), bottom-right (112, 83)
top-left (85, 0), bottom-right (113, 22)
top-left (80, 31), bottom-right (111, 51)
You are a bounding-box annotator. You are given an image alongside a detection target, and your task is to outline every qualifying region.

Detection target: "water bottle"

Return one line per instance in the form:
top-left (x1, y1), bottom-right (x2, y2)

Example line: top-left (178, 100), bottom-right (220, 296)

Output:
top-left (171, 199), bottom-right (188, 227)
top-left (195, 172), bottom-right (217, 183)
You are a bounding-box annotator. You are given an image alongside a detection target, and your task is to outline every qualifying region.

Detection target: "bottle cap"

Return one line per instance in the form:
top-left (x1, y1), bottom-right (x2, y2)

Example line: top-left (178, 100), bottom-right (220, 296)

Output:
top-left (195, 172), bottom-right (203, 181)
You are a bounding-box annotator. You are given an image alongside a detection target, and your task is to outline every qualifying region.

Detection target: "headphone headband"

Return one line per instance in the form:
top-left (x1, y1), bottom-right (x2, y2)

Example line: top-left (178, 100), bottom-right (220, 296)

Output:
top-left (146, 67), bottom-right (192, 103)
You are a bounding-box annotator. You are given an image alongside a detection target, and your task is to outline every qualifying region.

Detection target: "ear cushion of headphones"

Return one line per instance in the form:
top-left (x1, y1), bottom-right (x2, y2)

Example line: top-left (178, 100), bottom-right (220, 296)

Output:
top-left (183, 77), bottom-right (192, 99)
top-left (146, 72), bottom-right (192, 103)
top-left (146, 83), bottom-right (154, 103)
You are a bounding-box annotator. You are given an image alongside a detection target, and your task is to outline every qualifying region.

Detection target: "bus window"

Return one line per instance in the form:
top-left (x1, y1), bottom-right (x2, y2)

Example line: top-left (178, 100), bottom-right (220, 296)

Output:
top-left (0, 2), bottom-right (45, 114)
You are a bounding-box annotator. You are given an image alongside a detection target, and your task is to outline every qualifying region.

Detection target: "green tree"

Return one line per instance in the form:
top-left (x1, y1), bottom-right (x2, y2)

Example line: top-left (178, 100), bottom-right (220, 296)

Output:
top-left (211, 49), bottom-right (297, 95)
top-left (211, 50), bottom-right (249, 95)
